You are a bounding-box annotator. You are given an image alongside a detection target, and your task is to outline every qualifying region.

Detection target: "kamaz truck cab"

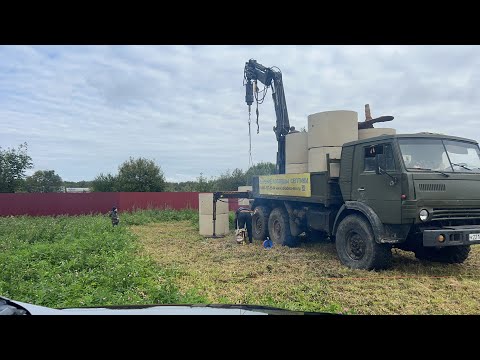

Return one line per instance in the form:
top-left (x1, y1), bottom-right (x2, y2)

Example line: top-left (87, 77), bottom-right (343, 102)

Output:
top-left (335, 132), bottom-right (480, 268)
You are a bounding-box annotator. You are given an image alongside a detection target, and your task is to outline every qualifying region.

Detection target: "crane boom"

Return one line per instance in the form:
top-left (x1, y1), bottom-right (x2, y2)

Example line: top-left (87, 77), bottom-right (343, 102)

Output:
top-left (244, 60), bottom-right (395, 174)
top-left (244, 59), bottom-right (291, 174)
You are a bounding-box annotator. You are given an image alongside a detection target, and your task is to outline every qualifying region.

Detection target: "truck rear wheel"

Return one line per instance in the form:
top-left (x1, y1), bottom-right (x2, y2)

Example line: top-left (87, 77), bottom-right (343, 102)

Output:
top-left (335, 214), bottom-right (392, 270)
top-left (414, 245), bottom-right (471, 264)
top-left (252, 206), bottom-right (270, 241)
top-left (268, 207), bottom-right (298, 247)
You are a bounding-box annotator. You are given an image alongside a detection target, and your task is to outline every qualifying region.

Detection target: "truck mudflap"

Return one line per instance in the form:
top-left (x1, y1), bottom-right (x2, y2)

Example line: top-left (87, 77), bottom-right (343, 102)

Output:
top-left (423, 225), bottom-right (480, 247)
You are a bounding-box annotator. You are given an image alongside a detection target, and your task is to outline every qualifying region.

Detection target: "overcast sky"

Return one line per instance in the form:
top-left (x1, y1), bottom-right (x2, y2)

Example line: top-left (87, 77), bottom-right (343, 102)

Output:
top-left (1, 45), bottom-right (479, 182)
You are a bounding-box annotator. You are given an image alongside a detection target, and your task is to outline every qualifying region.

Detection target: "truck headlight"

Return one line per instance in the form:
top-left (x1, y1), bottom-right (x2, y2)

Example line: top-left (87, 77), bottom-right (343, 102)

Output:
top-left (419, 209), bottom-right (429, 222)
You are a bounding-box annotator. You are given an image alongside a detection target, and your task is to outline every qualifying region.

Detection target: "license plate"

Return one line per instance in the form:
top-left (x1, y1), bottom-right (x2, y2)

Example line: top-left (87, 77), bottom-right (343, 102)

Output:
top-left (469, 234), bottom-right (480, 241)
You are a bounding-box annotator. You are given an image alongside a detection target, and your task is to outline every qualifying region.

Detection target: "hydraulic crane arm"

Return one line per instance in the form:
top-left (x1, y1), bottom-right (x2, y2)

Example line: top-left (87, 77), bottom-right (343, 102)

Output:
top-left (244, 61), bottom-right (395, 174)
top-left (244, 59), bottom-right (291, 174)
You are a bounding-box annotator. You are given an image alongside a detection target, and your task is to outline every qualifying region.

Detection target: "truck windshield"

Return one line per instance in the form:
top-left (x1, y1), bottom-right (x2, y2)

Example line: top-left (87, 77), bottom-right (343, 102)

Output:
top-left (398, 138), bottom-right (480, 173)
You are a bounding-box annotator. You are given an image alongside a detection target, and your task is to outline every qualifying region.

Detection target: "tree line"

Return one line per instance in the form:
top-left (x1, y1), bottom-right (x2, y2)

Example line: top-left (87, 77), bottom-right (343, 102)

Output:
top-left (164, 162), bottom-right (275, 192)
top-left (1, 143), bottom-right (276, 193)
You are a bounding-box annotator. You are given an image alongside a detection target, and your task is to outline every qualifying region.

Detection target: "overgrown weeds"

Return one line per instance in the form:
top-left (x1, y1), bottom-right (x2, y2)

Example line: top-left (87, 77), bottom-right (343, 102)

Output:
top-left (0, 213), bottom-right (205, 308)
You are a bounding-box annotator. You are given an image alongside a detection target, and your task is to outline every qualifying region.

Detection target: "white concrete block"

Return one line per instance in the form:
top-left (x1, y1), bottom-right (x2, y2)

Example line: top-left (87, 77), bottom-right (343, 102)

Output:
top-left (237, 186), bottom-right (252, 207)
top-left (238, 186), bottom-right (253, 192)
top-left (308, 110), bottom-right (358, 148)
top-left (224, 216), bottom-right (230, 234)
top-left (238, 199), bottom-right (250, 206)
top-left (199, 213), bottom-right (229, 236)
top-left (286, 132), bottom-right (308, 164)
top-left (199, 193), bottom-right (228, 215)
top-left (286, 163), bottom-right (308, 174)
top-left (308, 146), bottom-right (342, 173)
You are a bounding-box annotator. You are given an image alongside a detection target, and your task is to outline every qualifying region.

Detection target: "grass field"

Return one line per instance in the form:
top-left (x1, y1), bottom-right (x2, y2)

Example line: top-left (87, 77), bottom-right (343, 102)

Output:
top-left (2, 210), bottom-right (480, 314)
top-left (0, 210), bottom-right (206, 308)
top-left (133, 220), bottom-right (480, 314)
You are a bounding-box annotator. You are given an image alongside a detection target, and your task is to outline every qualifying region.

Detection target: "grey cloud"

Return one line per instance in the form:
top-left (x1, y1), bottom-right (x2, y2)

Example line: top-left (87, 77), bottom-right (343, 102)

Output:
top-left (1, 45), bottom-right (480, 181)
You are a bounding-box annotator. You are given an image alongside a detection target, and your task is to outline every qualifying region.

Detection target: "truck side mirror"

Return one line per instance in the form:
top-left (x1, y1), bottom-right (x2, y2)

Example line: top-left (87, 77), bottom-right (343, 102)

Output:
top-left (375, 154), bottom-right (386, 175)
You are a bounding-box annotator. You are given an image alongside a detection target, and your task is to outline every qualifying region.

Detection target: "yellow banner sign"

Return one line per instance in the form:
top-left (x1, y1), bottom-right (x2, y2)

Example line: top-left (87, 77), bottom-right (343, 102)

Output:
top-left (258, 173), bottom-right (311, 197)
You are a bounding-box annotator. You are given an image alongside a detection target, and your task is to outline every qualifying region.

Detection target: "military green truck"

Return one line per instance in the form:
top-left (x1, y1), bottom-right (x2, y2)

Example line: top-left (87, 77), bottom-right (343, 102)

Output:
top-left (249, 133), bottom-right (480, 270)
top-left (236, 59), bottom-right (480, 270)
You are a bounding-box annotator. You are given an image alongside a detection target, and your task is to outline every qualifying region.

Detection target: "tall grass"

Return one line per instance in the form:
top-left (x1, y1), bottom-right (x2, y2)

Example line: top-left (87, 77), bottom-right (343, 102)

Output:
top-left (121, 209), bottom-right (199, 227)
top-left (0, 212), bottom-right (205, 308)
top-left (121, 208), bottom-right (235, 232)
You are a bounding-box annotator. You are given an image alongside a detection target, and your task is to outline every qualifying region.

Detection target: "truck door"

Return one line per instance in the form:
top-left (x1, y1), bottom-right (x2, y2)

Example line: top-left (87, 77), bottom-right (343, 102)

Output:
top-left (351, 142), bottom-right (402, 224)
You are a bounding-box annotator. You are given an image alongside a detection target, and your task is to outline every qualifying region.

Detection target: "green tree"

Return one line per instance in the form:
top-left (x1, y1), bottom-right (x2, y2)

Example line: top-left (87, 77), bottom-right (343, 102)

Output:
top-left (195, 173), bottom-right (214, 192)
top-left (213, 168), bottom-right (246, 191)
top-left (165, 182), bottom-right (177, 192)
top-left (63, 180), bottom-right (93, 188)
top-left (116, 157), bottom-right (166, 192)
top-left (25, 170), bottom-right (63, 193)
top-left (180, 181), bottom-right (197, 191)
top-left (0, 142), bottom-right (34, 193)
top-left (244, 162), bottom-right (276, 185)
top-left (91, 173), bottom-right (117, 192)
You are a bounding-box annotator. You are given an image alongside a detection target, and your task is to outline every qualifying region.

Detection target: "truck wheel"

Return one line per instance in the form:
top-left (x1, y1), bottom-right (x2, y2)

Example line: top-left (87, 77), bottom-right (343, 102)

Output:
top-left (252, 206), bottom-right (270, 241)
top-left (415, 245), bottom-right (471, 264)
top-left (268, 207), bottom-right (298, 247)
top-left (335, 214), bottom-right (392, 270)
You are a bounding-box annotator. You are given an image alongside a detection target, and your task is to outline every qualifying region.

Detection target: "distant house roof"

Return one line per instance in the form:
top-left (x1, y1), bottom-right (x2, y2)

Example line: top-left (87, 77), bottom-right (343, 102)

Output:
top-left (65, 187), bottom-right (91, 193)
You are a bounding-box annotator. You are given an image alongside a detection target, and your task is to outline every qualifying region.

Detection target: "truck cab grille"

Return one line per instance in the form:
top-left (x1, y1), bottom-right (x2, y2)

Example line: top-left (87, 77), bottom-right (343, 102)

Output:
top-left (432, 208), bottom-right (480, 221)
top-left (419, 183), bottom-right (446, 192)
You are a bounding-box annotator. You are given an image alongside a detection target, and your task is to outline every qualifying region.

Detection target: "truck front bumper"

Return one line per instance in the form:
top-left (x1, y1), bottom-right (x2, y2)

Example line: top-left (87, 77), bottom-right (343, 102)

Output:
top-left (423, 225), bottom-right (480, 247)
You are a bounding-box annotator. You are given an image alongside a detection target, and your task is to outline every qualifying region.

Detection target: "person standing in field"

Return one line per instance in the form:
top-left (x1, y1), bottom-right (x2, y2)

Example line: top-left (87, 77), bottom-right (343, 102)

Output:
top-left (109, 206), bottom-right (120, 227)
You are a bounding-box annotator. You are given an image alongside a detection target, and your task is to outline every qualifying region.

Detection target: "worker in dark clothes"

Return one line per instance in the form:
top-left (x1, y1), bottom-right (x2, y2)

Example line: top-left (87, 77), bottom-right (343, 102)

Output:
top-left (234, 205), bottom-right (253, 244)
top-left (109, 206), bottom-right (119, 227)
